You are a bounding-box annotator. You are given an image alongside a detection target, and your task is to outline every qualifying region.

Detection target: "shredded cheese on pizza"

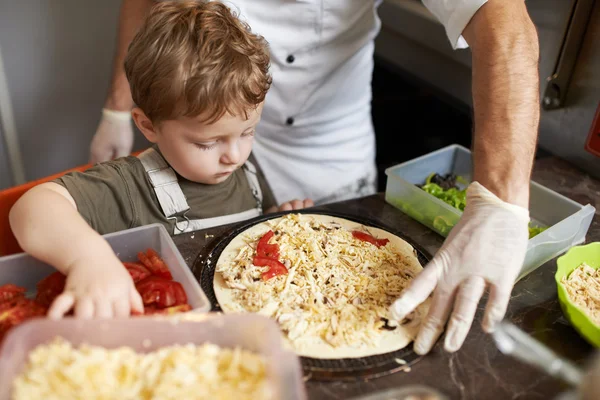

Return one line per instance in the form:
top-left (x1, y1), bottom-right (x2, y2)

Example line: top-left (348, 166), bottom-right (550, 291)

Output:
top-left (216, 214), bottom-right (421, 350)
top-left (12, 337), bottom-right (271, 400)
top-left (561, 263), bottom-right (600, 326)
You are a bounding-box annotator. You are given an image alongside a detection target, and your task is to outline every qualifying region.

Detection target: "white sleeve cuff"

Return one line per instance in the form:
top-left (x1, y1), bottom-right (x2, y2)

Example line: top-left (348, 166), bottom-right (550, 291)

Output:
top-left (422, 0), bottom-right (488, 49)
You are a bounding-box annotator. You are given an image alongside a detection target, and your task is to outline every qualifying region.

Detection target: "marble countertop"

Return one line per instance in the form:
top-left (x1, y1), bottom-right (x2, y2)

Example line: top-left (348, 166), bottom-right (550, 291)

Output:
top-left (172, 156), bottom-right (600, 400)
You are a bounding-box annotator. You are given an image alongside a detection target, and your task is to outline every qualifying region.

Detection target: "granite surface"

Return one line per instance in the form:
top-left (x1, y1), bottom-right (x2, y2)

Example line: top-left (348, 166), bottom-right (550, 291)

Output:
top-left (172, 156), bottom-right (600, 400)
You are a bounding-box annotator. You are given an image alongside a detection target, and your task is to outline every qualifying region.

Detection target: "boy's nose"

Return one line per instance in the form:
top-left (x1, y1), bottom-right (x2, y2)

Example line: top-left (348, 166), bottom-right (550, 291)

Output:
top-left (221, 142), bottom-right (240, 165)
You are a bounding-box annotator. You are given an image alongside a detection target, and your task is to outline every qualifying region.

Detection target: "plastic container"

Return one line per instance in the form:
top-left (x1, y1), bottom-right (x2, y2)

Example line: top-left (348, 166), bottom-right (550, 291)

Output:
top-left (385, 144), bottom-right (596, 280)
top-left (0, 314), bottom-right (307, 400)
top-left (555, 242), bottom-right (600, 348)
top-left (0, 223), bottom-right (210, 312)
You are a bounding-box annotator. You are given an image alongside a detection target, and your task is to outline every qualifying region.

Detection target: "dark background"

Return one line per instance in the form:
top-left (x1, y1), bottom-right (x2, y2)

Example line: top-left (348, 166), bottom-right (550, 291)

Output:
top-left (371, 57), bottom-right (473, 191)
top-left (371, 56), bottom-right (552, 192)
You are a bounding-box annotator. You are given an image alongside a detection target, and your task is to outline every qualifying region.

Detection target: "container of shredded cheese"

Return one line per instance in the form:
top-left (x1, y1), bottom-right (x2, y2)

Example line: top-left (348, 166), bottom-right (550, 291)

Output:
top-left (555, 242), bottom-right (600, 348)
top-left (0, 314), bottom-right (306, 400)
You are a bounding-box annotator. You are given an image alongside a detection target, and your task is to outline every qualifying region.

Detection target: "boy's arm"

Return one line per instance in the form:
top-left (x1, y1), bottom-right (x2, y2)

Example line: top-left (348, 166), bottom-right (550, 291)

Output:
top-left (9, 183), bottom-right (143, 318)
top-left (9, 183), bottom-right (116, 273)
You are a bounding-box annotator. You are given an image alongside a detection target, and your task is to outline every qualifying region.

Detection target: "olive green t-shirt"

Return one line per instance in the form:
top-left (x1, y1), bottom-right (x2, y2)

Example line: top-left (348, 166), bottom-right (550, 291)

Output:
top-left (53, 152), bottom-right (276, 236)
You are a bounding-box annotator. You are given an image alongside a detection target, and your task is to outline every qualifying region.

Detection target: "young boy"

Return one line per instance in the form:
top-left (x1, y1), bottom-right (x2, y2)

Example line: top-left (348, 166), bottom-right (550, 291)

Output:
top-left (9, 1), bottom-right (313, 320)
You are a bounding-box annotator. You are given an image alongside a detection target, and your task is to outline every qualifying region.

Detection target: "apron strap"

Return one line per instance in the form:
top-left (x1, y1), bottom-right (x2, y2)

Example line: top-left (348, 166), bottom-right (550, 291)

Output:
top-left (242, 160), bottom-right (263, 208)
top-left (139, 148), bottom-right (264, 235)
top-left (138, 148), bottom-right (190, 218)
top-left (176, 208), bottom-right (261, 233)
top-left (175, 162), bottom-right (264, 233)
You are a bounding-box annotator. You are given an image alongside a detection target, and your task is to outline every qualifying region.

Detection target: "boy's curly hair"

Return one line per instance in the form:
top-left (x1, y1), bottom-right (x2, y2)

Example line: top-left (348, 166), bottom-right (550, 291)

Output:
top-left (124, 1), bottom-right (271, 124)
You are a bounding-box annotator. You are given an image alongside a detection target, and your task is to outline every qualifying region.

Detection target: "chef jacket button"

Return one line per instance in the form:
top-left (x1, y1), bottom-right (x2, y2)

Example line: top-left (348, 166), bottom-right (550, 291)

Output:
top-left (286, 117), bottom-right (294, 126)
top-left (286, 54), bottom-right (295, 63)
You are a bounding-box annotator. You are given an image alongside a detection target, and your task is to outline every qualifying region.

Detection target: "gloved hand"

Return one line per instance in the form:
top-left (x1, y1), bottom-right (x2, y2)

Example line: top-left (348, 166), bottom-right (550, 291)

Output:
top-left (89, 108), bottom-right (134, 164)
top-left (390, 181), bottom-right (530, 355)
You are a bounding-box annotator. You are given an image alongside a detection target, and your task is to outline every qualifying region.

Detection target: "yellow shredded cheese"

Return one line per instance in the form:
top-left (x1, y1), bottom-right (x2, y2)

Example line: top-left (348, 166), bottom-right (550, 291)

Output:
top-left (12, 337), bottom-right (272, 400)
top-left (217, 214), bottom-right (421, 350)
top-left (561, 262), bottom-right (600, 325)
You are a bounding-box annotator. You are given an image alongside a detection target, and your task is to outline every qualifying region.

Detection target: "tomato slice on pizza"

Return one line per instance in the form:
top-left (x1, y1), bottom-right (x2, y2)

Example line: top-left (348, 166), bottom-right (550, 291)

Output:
top-left (352, 230), bottom-right (390, 247)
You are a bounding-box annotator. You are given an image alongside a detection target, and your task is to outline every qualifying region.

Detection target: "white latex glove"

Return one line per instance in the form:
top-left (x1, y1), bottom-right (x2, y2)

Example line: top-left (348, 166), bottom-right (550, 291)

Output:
top-left (89, 108), bottom-right (134, 164)
top-left (390, 181), bottom-right (530, 355)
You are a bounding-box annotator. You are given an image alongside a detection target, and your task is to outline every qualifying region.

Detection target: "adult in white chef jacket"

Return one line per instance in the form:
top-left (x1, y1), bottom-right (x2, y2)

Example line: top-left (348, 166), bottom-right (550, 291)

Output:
top-left (91, 0), bottom-right (540, 355)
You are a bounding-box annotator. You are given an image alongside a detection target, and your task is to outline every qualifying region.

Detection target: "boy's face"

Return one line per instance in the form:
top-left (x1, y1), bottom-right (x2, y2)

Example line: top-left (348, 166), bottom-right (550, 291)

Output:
top-left (133, 104), bottom-right (263, 184)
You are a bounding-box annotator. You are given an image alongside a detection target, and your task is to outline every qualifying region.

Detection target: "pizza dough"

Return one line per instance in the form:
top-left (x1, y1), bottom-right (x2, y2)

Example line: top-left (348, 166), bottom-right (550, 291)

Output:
top-left (214, 213), bottom-right (430, 359)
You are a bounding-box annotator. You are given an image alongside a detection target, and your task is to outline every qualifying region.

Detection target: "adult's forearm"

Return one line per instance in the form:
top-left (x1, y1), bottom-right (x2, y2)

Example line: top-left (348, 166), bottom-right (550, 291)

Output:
top-left (463, 0), bottom-right (540, 208)
top-left (104, 0), bottom-right (155, 111)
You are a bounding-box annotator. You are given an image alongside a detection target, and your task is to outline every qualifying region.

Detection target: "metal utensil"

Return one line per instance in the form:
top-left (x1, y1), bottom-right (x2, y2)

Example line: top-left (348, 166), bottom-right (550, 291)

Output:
top-left (492, 320), bottom-right (584, 387)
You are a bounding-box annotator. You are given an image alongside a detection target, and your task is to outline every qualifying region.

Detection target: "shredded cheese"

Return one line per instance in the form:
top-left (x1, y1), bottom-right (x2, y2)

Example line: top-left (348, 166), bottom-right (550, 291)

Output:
top-left (561, 262), bottom-right (600, 325)
top-left (216, 214), bottom-right (421, 351)
top-left (12, 337), bottom-right (272, 400)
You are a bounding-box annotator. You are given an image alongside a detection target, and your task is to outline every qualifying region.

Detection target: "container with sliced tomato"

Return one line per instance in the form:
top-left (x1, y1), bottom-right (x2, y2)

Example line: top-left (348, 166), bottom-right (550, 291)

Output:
top-left (0, 224), bottom-right (210, 342)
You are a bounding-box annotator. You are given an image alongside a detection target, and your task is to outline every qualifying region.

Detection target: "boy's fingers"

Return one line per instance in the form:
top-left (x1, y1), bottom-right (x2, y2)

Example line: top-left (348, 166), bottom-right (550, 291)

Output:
top-left (289, 199), bottom-right (304, 209)
top-left (113, 298), bottom-right (131, 318)
top-left (74, 297), bottom-right (94, 319)
top-left (130, 288), bottom-right (144, 314)
top-left (95, 299), bottom-right (113, 318)
top-left (48, 292), bottom-right (75, 320)
top-left (279, 203), bottom-right (293, 211)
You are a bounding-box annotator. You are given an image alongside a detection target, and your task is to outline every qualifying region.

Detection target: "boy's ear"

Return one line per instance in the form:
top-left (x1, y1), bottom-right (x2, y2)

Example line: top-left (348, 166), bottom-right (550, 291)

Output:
top-left (131, 108), bottom-right (159, 143)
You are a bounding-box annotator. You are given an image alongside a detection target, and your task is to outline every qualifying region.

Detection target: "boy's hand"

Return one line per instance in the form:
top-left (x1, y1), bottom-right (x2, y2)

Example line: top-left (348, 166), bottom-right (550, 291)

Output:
top-left (267, 198), bottom-right (314, 213)
top-left (48, 255), bottom-right (144, 319)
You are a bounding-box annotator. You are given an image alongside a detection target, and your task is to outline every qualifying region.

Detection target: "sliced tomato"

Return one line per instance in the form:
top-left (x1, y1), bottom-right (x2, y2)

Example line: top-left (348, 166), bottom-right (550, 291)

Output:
top-left (35, 271), bottom-right (66, 307)
top-left (0, 284), bottom-right (26, 304)
top-left (0, 298), bottom-right (47, 322)
top-left (256, 230), bottom-right (280, 259)
top-left (0, 298), bottom-right (47, 343)
top-left (136, 276), bottom-right (187, 308)
top-left (137, 249), bottom-right (173, 280)
top-left (143, 304), bottom-right (192, 315)
top-left (351, 230), bottom-right (390, 248)
top-left (253, 256), bottom-right (288, 280)
top-left (0, 297), bottom-right (28, 313)
top-left (123, 262), bottom-right (152, 283)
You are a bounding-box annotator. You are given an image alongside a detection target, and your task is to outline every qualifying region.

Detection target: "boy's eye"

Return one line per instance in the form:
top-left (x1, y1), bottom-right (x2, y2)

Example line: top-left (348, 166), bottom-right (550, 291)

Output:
top-left (194, 142), bottom-right (217, 151)
top-left (242, 130), bottom-right (255, 137)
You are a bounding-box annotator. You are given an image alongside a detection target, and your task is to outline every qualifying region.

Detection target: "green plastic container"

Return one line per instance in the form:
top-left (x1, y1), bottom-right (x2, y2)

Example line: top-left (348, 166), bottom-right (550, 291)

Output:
top-left (555, 242), bottom-right (600, 348)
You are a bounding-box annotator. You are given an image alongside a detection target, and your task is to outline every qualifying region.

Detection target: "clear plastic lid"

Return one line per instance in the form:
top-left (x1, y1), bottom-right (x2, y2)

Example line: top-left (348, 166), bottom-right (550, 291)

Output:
top-left (0, 313), bottom-right (307, 400)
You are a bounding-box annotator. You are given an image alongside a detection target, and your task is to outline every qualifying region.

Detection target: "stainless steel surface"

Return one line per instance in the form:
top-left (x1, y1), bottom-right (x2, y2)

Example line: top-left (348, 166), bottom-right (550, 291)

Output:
top-left (542, 0), bottom-right (596, 110)
top-left (492, 321), bottom-right (584, 387)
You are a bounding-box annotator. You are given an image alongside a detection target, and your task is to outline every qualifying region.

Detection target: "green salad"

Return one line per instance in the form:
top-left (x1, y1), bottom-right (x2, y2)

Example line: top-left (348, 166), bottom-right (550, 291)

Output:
top-left (420, 173), bottom-right (547, 239)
